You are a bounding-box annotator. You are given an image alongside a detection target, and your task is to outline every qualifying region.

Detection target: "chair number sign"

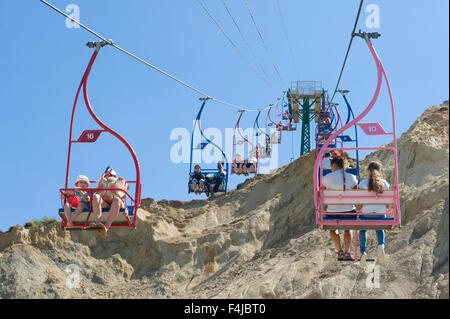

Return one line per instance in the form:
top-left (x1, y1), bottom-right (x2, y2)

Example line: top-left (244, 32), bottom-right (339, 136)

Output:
top-left (76, 130), bottom-right (103, 143)
top-left (357, 123), bottom-right (387, 136)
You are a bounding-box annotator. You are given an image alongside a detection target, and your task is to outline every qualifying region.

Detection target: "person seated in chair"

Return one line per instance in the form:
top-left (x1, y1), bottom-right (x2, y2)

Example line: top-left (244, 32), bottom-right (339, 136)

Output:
top-left (189, 165), bottom-right (206, 194)
top-left (256, 143), bottom-right (264, 158)
top-left (358, 161), bottom-right (389, 268)
top-left (270, 131), bottom-right (279, 144)
top-left (244, 151), bottom-right (258, 175)
top-left (265, 143), bottom-right (272, 157)
top-left (321, 157), bottom-right (358, 261)
top-left (277, 121), bottom-right (284, 131)
top-left (233, 154), bottom-right (245, 175)
top-left (92, 169), bottom-right (129, 238)
top-left (60, 175), bottom-right (91, 227)
top-left (208, 161), bottom-right (227, 195)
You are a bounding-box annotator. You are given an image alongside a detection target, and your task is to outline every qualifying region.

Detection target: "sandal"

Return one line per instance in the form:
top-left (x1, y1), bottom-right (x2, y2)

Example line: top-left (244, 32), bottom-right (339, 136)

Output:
top-left (95, 223), bottom-right (108, 238)
top-left (337, 250), bottom-right (345, 261)
top-left (343, 252), bottom-right (354, 261)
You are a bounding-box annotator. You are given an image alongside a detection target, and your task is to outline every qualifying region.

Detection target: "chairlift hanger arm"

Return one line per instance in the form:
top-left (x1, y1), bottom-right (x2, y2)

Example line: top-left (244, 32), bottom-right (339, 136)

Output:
top-left (254, 111), bottom-right (270, 139)
top-left (63, 41), bottom-right (142, 228)
top-left (314, 36), bottom-right (384, 222)
top-left (190, 99), bottom-right (229, 172)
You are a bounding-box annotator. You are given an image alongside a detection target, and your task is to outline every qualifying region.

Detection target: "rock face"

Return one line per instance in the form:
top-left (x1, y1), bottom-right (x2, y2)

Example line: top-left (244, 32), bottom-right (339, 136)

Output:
top-left (0, 103), bottom-right (448, 299)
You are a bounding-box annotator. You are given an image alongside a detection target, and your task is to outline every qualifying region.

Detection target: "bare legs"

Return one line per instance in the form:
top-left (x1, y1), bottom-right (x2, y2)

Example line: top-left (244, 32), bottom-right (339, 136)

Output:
top-left (64, 202), bottom-right (88, 227)
top-left (92, 194), bottom-right (124, 236)
top-left (92, 194), bottom-right (109, 225)
top-left (104, 197), bottom-right (124, 230)
top-left (329, 230), bottom-right (353, 252)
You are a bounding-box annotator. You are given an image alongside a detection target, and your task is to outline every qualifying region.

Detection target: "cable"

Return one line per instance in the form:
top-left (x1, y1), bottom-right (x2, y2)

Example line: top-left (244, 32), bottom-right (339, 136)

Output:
top-left (196, 0), bottom-right (279, 93)
top-left (40, 0), bottom-right (274, 112)
top-left (220, 0), bottom-right (274, 86)
top-left (243, 0), bottom-right (285, 87)
top-left (330, 0), bottom-right (364, 102)
top-left (276, 0), bottom-right (300, 80)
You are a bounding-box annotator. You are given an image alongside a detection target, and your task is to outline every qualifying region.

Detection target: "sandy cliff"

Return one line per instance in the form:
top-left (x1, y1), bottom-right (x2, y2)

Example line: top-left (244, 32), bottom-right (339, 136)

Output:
top-left (0, 103), bottom-right (448, 299)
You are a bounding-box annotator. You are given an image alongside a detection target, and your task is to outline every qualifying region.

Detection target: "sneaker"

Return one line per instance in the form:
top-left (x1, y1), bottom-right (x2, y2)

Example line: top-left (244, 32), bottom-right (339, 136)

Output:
top-left (359, 252), bottom-right (368, 269)
top-left (377, 245), bottom-right (385, 264)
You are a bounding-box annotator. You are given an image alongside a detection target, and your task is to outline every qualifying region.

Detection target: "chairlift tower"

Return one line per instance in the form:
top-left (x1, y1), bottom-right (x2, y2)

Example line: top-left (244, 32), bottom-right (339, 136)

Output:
top-left (287, 81), bottom-right (325, 156)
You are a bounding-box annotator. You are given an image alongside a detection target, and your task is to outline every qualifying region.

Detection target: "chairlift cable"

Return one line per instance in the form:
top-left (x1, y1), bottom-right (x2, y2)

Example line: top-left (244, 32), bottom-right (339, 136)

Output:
top-left (243, 0), bottom-right (285, 87)
top-left (220, 0), bottom-right (276, 89)
top-left (330, 0), bottom-right (364, 102)
top-left (276, 0), bottom-right (300, 79)
top-left (40, 0), bottom-right (276, 112)
top-left (197, 0), bottom-right (280, 93)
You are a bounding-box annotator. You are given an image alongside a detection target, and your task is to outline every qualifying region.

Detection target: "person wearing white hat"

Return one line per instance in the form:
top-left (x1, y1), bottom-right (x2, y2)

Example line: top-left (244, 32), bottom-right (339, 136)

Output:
top-left (60, 175), bottom-right (91, 227)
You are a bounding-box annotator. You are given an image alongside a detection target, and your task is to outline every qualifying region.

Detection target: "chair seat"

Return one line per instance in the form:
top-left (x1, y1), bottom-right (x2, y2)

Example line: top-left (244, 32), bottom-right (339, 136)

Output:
top-left (359, 216), bottom-right (394, 220)
top-left (323, 215), bottom-right (357, 220)
top-left (321, 212), bottom-right (396, 230)
top-left (323, 216), bottom-right (393, 221)
top-left (59, 205), bottom-right (134, 226)
top-left (322, 224), bottom-right (396, 230)
top-left (58, 206), bottom-right (133, 215)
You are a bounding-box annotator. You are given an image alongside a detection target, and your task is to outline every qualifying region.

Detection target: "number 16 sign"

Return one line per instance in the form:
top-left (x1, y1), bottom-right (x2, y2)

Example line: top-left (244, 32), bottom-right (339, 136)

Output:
top-left (76, 130), bottom-right (104, 143)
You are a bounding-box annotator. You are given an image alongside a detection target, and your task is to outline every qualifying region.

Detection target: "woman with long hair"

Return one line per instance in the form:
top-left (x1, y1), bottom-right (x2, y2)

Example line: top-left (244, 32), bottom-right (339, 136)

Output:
top-left (358, 161), bottom-right (390, 268)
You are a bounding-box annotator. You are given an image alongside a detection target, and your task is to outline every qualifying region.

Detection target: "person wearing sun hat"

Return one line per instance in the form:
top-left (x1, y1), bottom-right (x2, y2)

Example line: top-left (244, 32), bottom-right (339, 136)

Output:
top-left (91, 168), bottom-right (129, 237)
top-left (60, 175), bottom-right (91, 227)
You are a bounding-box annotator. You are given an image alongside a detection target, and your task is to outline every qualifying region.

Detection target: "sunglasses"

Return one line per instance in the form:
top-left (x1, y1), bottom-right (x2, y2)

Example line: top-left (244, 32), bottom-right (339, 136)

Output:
top-left (108, 174), bottom-right (117, 178)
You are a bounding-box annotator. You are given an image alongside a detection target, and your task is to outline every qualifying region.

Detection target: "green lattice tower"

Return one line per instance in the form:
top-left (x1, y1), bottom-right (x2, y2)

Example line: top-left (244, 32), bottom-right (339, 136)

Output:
top-left (287, 81), bottom-right (324, 156)
top-left (300, 98), bottom-right (311, 155)
top-left (299, 98), bottom-right (319, 155)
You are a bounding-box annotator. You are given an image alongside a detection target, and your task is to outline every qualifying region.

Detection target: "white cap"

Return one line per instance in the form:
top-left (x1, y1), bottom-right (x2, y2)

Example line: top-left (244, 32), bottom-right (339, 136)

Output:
top-left (75, 175), bottom-right (90, 187)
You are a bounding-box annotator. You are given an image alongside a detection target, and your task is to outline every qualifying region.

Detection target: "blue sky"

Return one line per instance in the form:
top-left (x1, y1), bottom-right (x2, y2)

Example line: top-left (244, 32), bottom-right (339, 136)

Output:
top-left (0, 0), bottom-right (448, 230)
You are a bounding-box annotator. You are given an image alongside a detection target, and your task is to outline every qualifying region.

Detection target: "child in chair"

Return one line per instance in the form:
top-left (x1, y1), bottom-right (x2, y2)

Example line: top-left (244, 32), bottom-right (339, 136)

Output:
top-left (60, 175), bottom-right (91, 227)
